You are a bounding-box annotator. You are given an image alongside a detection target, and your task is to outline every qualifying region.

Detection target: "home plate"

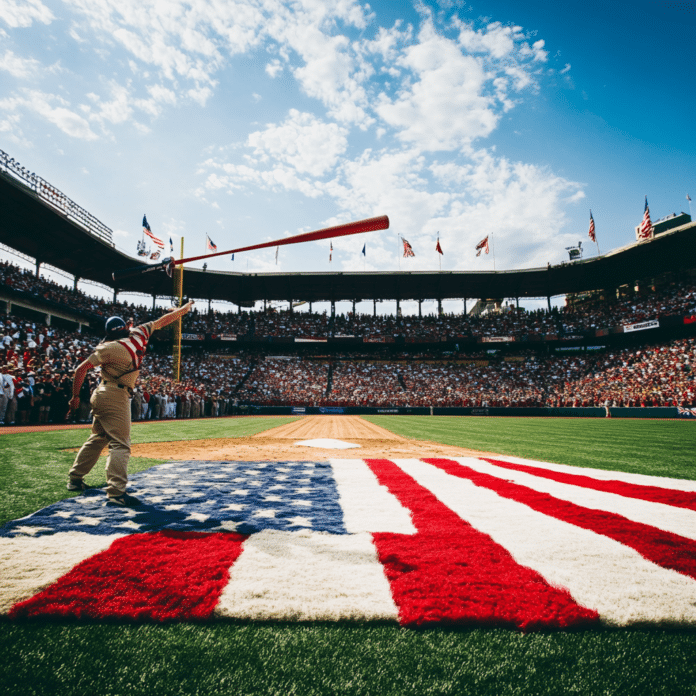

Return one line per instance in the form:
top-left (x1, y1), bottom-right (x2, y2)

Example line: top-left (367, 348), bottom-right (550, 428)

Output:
top-left (294, 438), bottom-right (361, 449)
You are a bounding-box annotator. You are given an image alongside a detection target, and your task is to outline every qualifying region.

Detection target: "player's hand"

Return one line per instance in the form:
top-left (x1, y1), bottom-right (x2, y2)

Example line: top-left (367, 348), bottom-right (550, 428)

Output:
top-left (67, 396), bottom-right (80, 418)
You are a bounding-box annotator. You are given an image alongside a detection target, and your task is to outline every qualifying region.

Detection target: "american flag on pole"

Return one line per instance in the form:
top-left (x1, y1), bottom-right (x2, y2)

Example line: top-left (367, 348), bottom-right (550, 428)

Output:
top-left (329, 243), bottom-right (333, 263)
top-left (206, 235), bottom-right (218, 251)
top-left (475, 236), bottom-right (489, 256)
top-left (3, 456), bottom-right (696, 629)
top-left (402, 238), bottom-right (415, 258)
top-left (637, 197), bottom-right (654, 241)
top-left (142, 215), bottom-right (164, 249)
top-left (588, 211), bottom-right (596, 243)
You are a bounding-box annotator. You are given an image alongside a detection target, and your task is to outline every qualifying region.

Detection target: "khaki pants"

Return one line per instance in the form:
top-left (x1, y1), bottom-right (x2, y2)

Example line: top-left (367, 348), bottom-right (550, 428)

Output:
top-left (69, 384), bottom-right (131, 497)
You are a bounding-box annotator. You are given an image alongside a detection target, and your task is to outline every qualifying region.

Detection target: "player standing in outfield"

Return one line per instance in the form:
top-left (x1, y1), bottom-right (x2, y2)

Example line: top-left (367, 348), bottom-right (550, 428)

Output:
top-left (66, 300), bottom-right (194, 507)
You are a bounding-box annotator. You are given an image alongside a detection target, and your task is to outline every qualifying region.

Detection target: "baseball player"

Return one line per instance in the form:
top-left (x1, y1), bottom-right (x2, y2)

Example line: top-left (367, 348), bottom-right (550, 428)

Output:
top-left (66, 300), bottom-right (194, 506)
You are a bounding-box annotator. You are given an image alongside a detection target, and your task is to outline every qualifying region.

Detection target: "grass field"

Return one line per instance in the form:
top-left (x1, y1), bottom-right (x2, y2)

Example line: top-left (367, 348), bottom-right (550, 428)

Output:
top-left (1, 416), bottom-right (695, 696)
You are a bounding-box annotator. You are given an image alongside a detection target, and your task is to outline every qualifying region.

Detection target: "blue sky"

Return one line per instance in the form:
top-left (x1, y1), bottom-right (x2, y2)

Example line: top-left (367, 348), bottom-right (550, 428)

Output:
top-left (0, 0), bottom-right (694, 313)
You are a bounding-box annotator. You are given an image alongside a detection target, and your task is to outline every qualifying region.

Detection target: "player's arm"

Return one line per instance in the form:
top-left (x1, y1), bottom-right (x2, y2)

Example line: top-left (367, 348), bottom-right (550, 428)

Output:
top-left (68, 359), bottom-right (94, 413)
top-left (152, 300), bottom-right (195, 332)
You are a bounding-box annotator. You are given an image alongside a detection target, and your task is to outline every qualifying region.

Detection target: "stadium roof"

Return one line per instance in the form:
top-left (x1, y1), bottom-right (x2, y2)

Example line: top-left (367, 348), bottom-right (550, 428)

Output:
top-left (2, 167), bottom-right (695, 305)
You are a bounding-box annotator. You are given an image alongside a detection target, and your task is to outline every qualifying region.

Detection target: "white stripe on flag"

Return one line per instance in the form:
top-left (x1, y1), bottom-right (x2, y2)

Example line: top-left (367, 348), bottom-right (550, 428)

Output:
top-left (0, 532), bottom-right (123, 613)
top-left (393, 458), bottom-right (696, 627)
top-left (214, 529), bottom-right (398, 621)
top-left (493, 455), bottom-right (696, 492)
top-left (329, 459), bottom-right (416, 534)
top-left (457, 457), bottom-right (696, 540)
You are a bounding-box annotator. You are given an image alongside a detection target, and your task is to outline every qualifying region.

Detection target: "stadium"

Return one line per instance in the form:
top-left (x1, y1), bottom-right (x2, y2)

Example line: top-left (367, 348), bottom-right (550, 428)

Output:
top-left (1, 143), bottom-right (696, 695)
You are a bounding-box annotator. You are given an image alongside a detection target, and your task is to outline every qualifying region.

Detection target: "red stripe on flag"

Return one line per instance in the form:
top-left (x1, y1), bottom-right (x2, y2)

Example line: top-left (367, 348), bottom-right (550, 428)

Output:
top-left (364, 458), bottom-right (599, 630)
top-left (9, 531), bottom-right (247, 621)
top-left (424, 459), bottom-right (696, 582)
top-left (483, 458), bottom-right (696, 512)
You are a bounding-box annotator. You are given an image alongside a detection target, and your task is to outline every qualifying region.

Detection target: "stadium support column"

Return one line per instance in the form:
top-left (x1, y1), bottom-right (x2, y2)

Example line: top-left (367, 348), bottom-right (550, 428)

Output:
top-left (438, 298), bottom-right (443, 316)
top-left (331, 300), bottom-right (335, 319)
top-left (73, 276), bottom-right (79, 291)
top-left (463, 298), bottom-right (467, 315)
top-left (373, 299), bottom-right (377, 316)
top-left (547, 295), bottom-right (551, 312)
top-left (352, 299), bottom-right (356, 316)
top-left (152, 294), bottom-right (156, 310)
top-left (418, 300), bottom-right (422, 318)
top-left (35, 259), bottom-right (41, 277)
top-left (113, 288), bottom-right (118, 303)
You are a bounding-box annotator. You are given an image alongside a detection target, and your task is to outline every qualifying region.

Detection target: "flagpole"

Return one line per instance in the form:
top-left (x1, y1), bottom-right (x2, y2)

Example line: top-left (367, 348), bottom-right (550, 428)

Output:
top-left (490, 232), bottom-right (496, 271)
top-left (398, 235), bottom-right (401, 271)
top-left (590, 210), bottom-right (600, 256)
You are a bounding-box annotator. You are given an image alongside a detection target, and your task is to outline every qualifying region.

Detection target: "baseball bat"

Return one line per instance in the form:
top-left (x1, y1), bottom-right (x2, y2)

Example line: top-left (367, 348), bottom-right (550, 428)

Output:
top-left (112, 215), bottom-right (389, 282)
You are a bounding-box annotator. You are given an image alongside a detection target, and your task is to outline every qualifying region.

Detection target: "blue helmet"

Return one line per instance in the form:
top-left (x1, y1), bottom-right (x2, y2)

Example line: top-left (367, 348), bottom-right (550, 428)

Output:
top-left (104, 316), bottom-right (129, 341)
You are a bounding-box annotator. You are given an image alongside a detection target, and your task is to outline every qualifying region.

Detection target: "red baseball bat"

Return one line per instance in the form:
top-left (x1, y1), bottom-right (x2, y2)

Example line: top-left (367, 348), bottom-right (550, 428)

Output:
top-left (112, 215), bottom-right (389, 282)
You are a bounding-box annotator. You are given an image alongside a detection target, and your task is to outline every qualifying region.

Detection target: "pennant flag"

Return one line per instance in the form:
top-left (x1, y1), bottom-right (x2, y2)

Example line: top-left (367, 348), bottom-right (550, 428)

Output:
top-left (329, 242), bottom-right (333, 263)
top-left (687, 194), bottom-right (692, 202)
top-left (588, 211), bottom-right (596, 243)
top-left (275, 246), bottom-right (279, 264)
top-left (475, 236), bottom-right (489, 256)
top-left (206, 235), bottom-right (218, 251)
top-left (142, 215), bottom-right (164, 249)
top-left (3, 456), bottom-right (696, 629)
top-left (231, 254), bottom-right (234, 262)
top-left (637, 196), bottom-right (654, 240)
top-left (402, 238), bottom-right (415, 258)
top-left (362, 243), bottom-right (366, 256)
top-left (169, 237), bottom-right (174, 254)
top-left (436, 238), bottom-right (443, 255)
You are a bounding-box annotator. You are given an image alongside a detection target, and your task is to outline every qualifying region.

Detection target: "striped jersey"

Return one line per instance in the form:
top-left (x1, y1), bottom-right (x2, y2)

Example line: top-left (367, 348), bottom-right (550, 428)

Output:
top-left (88, 322), bottom-right (155, 389)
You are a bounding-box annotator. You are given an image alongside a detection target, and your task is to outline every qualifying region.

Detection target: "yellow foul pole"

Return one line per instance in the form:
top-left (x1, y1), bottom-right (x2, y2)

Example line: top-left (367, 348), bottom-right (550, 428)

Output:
top-left (173, 237), bottom-right (184, 382)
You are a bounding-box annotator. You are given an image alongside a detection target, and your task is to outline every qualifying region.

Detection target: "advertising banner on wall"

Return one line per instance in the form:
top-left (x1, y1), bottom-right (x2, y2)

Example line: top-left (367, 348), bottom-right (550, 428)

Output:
top-left (623, 320), bottom-right (660, 333)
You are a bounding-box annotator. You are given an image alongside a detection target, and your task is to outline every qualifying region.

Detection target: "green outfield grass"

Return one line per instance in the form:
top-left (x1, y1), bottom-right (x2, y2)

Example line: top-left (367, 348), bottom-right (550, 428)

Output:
top-left (365, 415), bottom-right (696, 481)
top-left (1, 416), bottom-right (695, 696)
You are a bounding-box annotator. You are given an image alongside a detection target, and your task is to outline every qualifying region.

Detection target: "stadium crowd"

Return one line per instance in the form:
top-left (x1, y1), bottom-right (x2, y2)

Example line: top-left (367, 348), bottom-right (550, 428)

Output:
top-left (2, 259), bottom-right (695, 341)
top-left (0, 256), bottom-right (694, 423)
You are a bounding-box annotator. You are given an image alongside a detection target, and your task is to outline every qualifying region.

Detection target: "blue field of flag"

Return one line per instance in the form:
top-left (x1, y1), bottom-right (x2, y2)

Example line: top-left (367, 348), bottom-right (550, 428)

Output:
top-left (0, 461), bottom-right (348, 538)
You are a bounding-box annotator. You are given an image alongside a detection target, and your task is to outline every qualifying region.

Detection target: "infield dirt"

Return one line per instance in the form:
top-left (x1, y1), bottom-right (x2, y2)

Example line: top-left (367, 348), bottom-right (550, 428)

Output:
top-left (129, 415), bottom-right (496, 460)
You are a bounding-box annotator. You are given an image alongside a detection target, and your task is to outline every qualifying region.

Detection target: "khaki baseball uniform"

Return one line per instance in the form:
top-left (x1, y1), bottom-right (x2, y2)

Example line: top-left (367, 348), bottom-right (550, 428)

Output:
top-left (69, 322), bottom-right (154, 497)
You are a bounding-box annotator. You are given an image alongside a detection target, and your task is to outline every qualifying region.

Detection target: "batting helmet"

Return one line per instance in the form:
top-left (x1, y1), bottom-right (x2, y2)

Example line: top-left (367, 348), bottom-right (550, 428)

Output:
top-left (104, 316), bottom-right (130, 341)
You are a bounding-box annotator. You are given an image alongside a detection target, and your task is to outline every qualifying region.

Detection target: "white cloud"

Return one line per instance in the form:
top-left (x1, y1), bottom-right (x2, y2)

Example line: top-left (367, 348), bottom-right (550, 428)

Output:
top-left (1, 90), bottom-right (98, 140)
top-left (246, 110), bottom-right (348, 177)
top-left (86, 81), bottom-right (134, 126)
top-left (456, 21), bottom-right (522, 59)
top-left (265, 59), bottom-right (283, 78)
top-left (0, 0), bottom-right (53, 28)
top-left (0, 49), bottom-right (41, 78)
top-left (376, 20), bottom-right (498, 151)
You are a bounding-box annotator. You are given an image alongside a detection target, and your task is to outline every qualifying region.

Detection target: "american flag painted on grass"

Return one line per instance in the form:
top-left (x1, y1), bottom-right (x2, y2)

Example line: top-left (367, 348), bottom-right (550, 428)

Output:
top-left (2, 457), bottom-right (696, 629)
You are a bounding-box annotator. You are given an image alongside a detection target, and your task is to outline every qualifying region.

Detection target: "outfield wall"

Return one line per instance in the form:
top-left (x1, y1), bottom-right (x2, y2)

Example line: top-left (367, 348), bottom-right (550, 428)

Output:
top-left (243, 405), bottom-right (695, 419)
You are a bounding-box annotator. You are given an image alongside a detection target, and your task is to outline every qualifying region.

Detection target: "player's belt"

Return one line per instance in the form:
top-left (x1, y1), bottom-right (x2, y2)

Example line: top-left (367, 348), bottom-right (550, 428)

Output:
top-left (101, 380), bottom-right (134, 396)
